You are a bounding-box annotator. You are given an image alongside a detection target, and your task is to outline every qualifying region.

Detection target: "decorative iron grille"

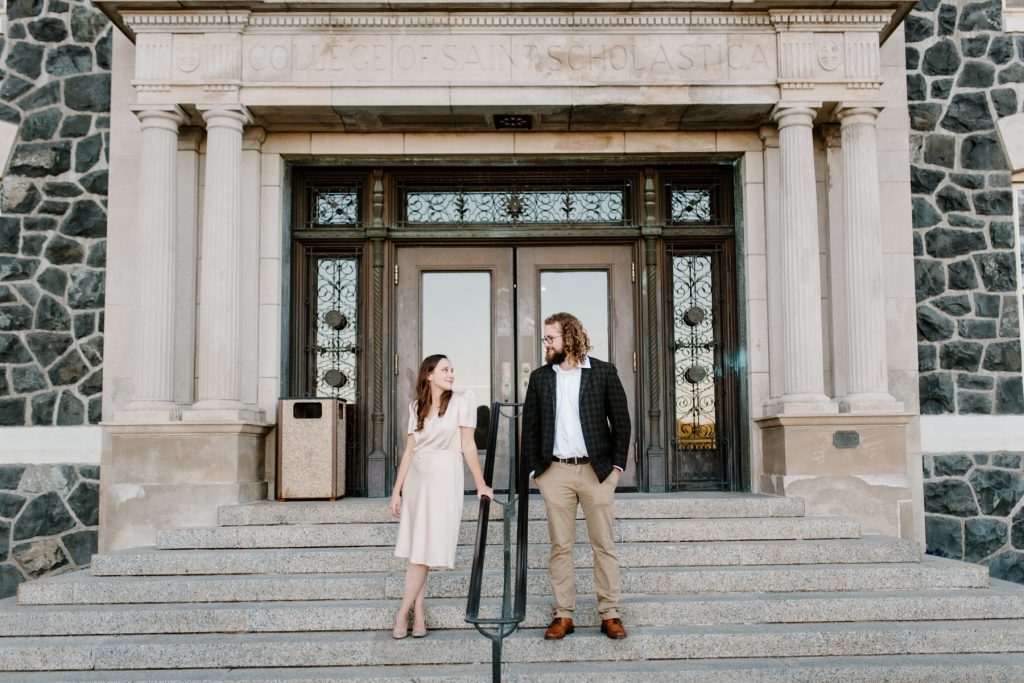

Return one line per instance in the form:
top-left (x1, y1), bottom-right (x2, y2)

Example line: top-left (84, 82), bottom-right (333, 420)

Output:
top-left (403, 186), bottom-right (629, 226)
top-left (310, 186), bottom-right (360, 226)
top-left (670, 252), bottom-right (725, 488)
top-left (666, 181), bottom-right (721, 225)
top-left (313, 257), bottom-right (359, 402)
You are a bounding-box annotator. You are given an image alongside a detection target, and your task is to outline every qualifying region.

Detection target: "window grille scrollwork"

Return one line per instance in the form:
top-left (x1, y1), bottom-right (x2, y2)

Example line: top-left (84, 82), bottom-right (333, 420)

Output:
top-left (670, 251), bottom-right (726, 488)
top-left (310, 186), bottom-right (360, 226)
top-left (403, 186), bottom-right (629, 226)
top-left (314, 257), bottom-right (359, 402)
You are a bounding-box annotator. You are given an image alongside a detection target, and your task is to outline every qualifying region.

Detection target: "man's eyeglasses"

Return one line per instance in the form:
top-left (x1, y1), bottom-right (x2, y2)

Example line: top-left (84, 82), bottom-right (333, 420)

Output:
top-left (541, 334), bottom-right (562, 345)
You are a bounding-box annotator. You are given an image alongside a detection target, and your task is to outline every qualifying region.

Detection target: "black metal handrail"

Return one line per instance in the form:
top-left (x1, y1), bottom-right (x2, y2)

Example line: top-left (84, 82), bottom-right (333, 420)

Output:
top-left (465, 402), bottom-right (528, 683)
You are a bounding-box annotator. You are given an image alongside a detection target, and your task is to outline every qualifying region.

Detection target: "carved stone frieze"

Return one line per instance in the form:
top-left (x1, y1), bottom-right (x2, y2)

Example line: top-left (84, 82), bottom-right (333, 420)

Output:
top-left (121, 9), bottom-right (893, 101)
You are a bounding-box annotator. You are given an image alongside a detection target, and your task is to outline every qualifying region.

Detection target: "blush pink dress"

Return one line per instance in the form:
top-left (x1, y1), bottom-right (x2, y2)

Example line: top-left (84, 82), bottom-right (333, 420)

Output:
top-left (394, 389), bottom-right (475, 569)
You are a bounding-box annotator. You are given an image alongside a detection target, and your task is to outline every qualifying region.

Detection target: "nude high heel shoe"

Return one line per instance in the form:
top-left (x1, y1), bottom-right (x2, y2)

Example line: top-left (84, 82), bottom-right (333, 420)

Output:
top-left (391, 610), bottom-right (410, 639)
top-left (411, 610), bottom-right (428, 638)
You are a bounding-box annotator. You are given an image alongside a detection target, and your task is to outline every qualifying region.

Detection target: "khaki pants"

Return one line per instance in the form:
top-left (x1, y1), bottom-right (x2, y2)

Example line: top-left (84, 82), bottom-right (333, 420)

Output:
top-left (535, 461), bottom-right (621, 619)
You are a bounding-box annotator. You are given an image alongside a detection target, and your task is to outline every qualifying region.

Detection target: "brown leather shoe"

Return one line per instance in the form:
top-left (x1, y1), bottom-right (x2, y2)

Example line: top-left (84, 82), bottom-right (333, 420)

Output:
top-left (600, 617), bottom-right (627, 639)
top-left (544, 617), bottom-right (574, 640)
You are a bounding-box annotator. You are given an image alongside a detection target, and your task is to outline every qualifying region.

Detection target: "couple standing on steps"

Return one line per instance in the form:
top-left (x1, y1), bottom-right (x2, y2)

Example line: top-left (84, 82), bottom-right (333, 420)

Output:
top-left (389, 312), bottom-right (632, 641)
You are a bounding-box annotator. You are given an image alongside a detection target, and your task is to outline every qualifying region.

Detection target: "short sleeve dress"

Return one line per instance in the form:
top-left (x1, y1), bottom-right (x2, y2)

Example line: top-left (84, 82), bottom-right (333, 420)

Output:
top-left (394, 389), bottom-right (476, 569)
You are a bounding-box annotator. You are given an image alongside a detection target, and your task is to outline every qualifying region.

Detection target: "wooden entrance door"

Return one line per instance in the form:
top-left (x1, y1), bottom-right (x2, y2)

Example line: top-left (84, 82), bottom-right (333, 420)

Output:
top-left (394, 245), bottom-right (638, 490)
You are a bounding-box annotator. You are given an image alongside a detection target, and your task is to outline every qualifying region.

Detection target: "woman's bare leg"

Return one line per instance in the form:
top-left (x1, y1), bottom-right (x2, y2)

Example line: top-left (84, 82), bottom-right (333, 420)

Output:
top-left (413, 569), bottom-right (429, 632)
top-left (393, 563), bottom-right (429, 635)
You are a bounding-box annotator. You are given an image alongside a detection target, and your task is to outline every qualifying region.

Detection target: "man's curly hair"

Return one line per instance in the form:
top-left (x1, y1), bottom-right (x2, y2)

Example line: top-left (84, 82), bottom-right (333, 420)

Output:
top-left (545, 312), bottom-right (592, 365)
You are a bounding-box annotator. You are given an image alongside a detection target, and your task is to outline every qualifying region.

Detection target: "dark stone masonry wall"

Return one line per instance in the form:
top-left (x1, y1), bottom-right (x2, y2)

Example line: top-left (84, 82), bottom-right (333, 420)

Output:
top-left (0, 464), bottom-right (99, 598)
top-left (907, 0), bottom-right (1024, 416)
top-left (923, 452), bottom-right (1024, 584)
top-left (1, 0), bottom-right (111, 427)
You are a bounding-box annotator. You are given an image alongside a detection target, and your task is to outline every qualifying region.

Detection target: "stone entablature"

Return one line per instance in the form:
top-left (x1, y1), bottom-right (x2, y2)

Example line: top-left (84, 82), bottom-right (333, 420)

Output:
top-left (110, 8), bottom-right (898, 112)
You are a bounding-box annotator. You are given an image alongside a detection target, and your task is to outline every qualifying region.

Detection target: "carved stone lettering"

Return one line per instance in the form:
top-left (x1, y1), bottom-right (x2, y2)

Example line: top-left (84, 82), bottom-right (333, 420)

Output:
top-left (238, 33), bottom-right (778, 85)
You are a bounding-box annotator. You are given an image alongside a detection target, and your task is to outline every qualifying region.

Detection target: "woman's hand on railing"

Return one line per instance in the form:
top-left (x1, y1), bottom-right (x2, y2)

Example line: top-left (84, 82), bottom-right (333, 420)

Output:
top-left (389, 490), bottom-right (402, 517)
top-left (477, 483), bottom-right (495, 501)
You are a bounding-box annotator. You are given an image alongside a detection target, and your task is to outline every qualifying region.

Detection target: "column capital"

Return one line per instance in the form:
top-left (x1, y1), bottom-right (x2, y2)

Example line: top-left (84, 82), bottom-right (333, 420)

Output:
top-left (834, 103), bottom-right (882, 125)
top-left (758, 125), bottom-right (779, 149)
top-left (130, 105), bottom-right (186, 131)
top-left (197, 104), bottom-right (252, 131)
top-left (772, 104), bottom-right (818, 129)
top-left (242, 126), bottom-right (267, 151)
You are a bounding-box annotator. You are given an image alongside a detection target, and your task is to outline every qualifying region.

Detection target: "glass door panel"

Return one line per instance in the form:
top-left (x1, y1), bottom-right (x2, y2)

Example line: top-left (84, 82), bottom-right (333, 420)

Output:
top-left (422, 272), bottom-right (492, 404)
top-left (539, 271), bottom-right (610, 362)
top-left (394, 248), bottom-right (513, 491)
top-left (517, 246), bottom-right (637, 488)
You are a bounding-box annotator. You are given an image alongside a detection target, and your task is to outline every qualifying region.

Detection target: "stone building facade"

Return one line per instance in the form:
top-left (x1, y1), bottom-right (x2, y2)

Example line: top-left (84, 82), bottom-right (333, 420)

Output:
top-left (905, 0), bottom-right (1024, 583)
top-left (0, 0), bottom-right (109, 594)
top-left (1, 0), bottom-right (1023, 598)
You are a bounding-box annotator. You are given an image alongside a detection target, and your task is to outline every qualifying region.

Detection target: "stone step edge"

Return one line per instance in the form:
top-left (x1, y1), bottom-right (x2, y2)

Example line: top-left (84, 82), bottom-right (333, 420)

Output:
top-left (166, 516), bottom-right (858, 534)
top-left (154, 517), bottom-right (863, 549)
top-left (3, 588), bottom-right (1024, 637)
top-left (6, 654), bottom-right (1024, 682)
top-left (4, 618), bottom-right (1024, 645)
top-left (91, 537), bottom-right (922, 576)
top-left (3, 620), bottom-right (1024, 671)
top-left (216, 495), bottom-right (808, 525)
top-left (35, 556), bottom-right (986, 588)
top-left (17, 557), bottom-right (989, 605)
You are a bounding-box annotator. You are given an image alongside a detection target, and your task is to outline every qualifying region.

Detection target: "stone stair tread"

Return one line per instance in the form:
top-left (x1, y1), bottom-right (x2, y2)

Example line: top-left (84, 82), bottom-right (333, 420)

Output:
top-left (5, 654), bottom-right (1024, 682)
top-left (156, 516), bottom-right (861, 549)
top-left (217, 493), bottom-right (806, 525)
top-left (3, 587), bottom-right (1024, 636)
top-left (2, 621), bottom-right (1024, 670)
top-left (92, 537), bottom-right (920, 576)
top-left (17, 557), bottom-right (988, 605)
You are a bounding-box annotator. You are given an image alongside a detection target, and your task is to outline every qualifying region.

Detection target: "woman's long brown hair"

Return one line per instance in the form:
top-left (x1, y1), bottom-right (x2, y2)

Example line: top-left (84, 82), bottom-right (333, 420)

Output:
top-left (414, 354), bottom-right (453, 431)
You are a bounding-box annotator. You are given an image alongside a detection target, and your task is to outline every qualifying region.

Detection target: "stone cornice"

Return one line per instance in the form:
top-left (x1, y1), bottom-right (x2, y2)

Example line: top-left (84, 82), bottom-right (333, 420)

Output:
top-left (123, 11), bottom-right (782, 32)
top-left (124, 11), bottom-right (251, 32)
top-left (768, 10), bottom-right (893, 31)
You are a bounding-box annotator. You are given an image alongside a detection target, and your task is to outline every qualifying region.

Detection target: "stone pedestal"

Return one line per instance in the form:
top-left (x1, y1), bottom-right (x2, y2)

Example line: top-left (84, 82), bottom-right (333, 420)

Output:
top-left (757, 413), bottom-right (915, 538)
top-left (98, 422), bottom-right (270, 551)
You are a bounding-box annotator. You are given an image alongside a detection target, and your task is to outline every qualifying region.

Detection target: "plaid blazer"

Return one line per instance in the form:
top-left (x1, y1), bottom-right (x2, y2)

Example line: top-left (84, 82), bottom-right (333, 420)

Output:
top-left (522, 356), bottom-right (631, 483)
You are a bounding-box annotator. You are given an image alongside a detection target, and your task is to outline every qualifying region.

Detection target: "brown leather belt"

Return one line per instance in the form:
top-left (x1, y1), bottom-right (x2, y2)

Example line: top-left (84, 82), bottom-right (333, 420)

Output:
top-left (558, 456), bottom-right (590, 465)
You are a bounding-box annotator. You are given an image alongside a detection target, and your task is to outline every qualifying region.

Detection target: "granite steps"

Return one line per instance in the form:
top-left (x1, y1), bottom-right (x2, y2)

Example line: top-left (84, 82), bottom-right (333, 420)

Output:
top-left (2, 493), bottom-right (1023, 678)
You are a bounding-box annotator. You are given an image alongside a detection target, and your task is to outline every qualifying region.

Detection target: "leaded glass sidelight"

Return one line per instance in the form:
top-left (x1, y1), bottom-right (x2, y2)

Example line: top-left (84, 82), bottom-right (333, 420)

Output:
top-left (670, 252), bottom-right (725, 488)
top-left (310, 186), bottom-right (360, 226)
top-left (403, 186), bottom-right (629, 226)
top-left (314, 257), bottom-right (359, 402)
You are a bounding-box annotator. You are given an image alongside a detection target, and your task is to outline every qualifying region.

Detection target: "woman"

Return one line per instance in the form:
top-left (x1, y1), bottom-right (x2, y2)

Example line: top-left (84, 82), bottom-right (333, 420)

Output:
top-left (389, 354), bottom-right (494, 639)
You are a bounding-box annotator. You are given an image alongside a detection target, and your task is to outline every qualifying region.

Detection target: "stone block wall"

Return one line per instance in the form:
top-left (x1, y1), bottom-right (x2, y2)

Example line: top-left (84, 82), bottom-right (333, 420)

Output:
top-left (906, 0), bottom-right (1024, 415)
top-left (0, 0), bottom-right (111, 427)
top-left (923, 452), bottom-right (1024, 584)
top-left (0, 463), bottom-right (99, 598)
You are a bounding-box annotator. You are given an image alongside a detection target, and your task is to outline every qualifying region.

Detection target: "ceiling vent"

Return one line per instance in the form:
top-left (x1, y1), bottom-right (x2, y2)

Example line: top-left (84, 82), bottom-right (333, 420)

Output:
top-left (493, 114), bottom-right (533, 131)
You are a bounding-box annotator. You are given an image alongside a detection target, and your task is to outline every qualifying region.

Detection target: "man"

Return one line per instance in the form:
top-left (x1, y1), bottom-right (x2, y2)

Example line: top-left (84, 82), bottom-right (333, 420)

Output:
top-left (522, 311), bottom-right (631, 640)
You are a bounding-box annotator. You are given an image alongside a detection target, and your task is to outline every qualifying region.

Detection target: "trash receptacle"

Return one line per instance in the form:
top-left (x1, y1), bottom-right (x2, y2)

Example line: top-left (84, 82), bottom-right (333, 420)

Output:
top-left (277, 398), bottom-right (346, 500)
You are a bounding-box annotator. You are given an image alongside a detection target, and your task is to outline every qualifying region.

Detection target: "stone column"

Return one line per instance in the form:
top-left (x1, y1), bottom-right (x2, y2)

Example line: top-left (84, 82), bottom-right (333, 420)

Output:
top-left (183, 105), bottom-right (261, 422)
top-left (835, 105), bottom-right (901, 411)
top-left (118, 106), bottom-right (186, 422)
top-left (771, 105), bottom-right (835, 414)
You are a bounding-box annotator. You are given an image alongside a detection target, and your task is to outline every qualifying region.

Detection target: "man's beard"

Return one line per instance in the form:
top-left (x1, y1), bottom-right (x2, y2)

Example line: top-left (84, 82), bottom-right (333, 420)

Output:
top-left (546, 348), bottom-right (566, 365)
